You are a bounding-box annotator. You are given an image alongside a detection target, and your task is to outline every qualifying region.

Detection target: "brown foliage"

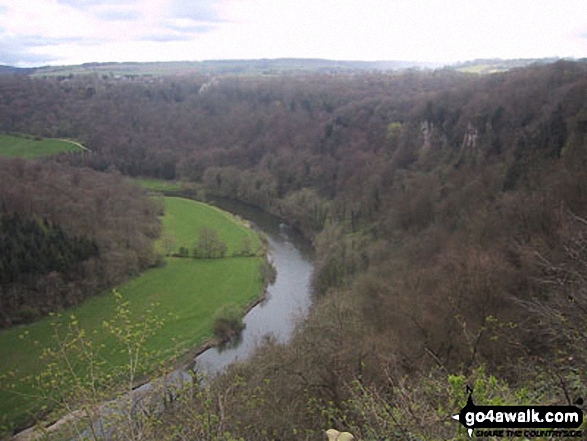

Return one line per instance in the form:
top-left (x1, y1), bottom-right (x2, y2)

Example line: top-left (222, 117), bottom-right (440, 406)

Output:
top-left (0, 158), bottom-right (160, 325)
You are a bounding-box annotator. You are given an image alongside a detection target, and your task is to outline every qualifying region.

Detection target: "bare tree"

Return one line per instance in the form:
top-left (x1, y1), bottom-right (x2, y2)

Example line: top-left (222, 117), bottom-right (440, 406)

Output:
top-left (193, 227), bottom-right (227, 259)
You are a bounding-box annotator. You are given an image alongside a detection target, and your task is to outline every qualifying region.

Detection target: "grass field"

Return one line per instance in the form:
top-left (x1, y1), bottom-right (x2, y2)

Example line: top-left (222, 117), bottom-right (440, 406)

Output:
top-left (135, 178), bottom-right (183, 193)
top-left (0, 134), bottom-right (82, 158)
top-left (457, 64), bottom-right (505, 74)
top-left (161, 197), bottom-right (261, 256)
top-left (0, 197), bottom-right (264, 433)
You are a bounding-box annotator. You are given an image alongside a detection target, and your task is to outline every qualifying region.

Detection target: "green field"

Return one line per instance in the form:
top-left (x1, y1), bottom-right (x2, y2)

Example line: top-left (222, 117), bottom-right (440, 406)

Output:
top-left (0, 134), bottom-right (82, 158)
top-left (161, 197), bottom-right (261, 256)
top-left (0, 197), bottom-right (264, 433)
top-left (135, 178), bottom-right (183, 193)
top-left (456, 64), bottom-right (505, 74)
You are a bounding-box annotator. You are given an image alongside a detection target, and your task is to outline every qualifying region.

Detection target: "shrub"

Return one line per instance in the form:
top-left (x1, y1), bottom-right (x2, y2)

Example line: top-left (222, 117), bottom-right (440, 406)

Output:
top-left (258, 260), bottom-right (276, 285)
top-left (13, 306), bottom-right (40, 324)
top-left (213, 305), bottom-right (245, 343)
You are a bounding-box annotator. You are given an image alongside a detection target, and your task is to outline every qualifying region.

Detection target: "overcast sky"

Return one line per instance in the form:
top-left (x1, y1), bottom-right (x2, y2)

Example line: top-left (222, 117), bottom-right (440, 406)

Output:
top-left (0, 0), bottom-right (586, 67)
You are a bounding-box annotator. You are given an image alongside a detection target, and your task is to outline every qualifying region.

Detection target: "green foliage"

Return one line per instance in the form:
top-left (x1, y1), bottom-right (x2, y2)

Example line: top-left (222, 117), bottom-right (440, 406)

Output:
top-left (235, 236), bottom-right (254, 257)
top-left (213, 304), bottom-right (245, 343)
top-left (280, 188), bottom-right (332, 233)
top-left (313, 225), bottom-right (368, 294)
top-left (310, 366), bottom-right (557, 441)
top-left (386, 122), bottom-right (403, 139)
top-left (0, 292), bottom-right (164, 440)
top-left (447, 366), bottom-right (538, 410)
top-left (258, 260), bottom-right (276, 285)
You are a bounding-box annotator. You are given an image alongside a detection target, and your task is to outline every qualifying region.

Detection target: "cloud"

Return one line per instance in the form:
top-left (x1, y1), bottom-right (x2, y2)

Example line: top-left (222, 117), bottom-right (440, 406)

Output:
top-left (1, 0), bottom-right (585, 66)
top-left (0, 28), bottom-right (110, 66)
top-left (17, 35), bottom-right (85, 47)
top-left (57, 0), bottom-right (137, 9)
top-left (163, 23), bottom-right (216, 34)
top-left (94, 8), bottom-right (142, 21)
top-left (0, 49), bottom-right (55, 66)
top-left (55, 0), bottom-right (143, 23)
top-left (168, 0), bottom-right (225, 22)
top-left (0, 34), bottom-right (59, 65)
top-left (141, 33), bottom-right (195, 42)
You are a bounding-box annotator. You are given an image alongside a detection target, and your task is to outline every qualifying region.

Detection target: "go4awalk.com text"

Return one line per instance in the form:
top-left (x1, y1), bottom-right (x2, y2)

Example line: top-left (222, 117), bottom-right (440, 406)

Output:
top-left (452, 387), bottom-right (584, 438)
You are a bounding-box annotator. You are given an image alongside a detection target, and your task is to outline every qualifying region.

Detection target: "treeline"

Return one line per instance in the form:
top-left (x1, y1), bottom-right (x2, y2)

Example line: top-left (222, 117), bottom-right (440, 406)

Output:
top-left (0, 159), bottom-right (161, 327)
top-left (1, 61), bottom-right (587, 438)
top-left (1, 62), bottom-right (586, 225)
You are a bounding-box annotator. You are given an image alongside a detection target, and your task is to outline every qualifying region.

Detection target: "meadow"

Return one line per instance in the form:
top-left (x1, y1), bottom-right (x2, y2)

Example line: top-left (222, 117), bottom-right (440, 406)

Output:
top-left (160, 197), bottom-right (261, 256)
top-left (0, 196), bottom-right (264, 433)
top-left (135, 178), bottom-right (183, 193)
top-left (0, 134), bottom-right (82, 158)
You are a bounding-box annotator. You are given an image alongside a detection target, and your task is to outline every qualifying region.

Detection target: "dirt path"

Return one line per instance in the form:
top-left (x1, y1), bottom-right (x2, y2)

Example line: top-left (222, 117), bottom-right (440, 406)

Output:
top-left (57, 139), bottom-right (91, 152)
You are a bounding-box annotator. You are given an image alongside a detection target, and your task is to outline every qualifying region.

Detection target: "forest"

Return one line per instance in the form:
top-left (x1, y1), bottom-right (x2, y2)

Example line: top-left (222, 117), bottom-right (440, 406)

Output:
top-left (0, 60), bottom-right (586, 439)
top-left (0, 159), bottom-right (161, 327)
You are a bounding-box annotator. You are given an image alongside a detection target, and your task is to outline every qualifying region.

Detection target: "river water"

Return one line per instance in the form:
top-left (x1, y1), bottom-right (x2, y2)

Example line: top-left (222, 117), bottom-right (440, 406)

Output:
top-left (194, 198), bottom-right (315, 376)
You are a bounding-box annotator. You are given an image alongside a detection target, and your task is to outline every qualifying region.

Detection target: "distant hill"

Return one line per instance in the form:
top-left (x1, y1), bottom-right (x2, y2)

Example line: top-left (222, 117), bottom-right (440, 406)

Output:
top-left (2, 58), bottom-right (581, 79)
top-left (27, 59), bottom-right (443, 78)
top-left (447, 57), bottom-right (569, 74)
top-left (0, 65), bottom-right (36, 76)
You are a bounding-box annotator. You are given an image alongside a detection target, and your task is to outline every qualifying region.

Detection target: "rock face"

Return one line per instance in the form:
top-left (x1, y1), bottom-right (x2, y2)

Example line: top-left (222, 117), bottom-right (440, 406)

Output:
top-left (198, 78), bottom-right (220, 94)
top-left (455, 122), bottom-right (482, 165)
top-left (420, 120), bottom-right (434, 151)
top-left (462, 122), bottom-right (479, 152)
top-left (418, 119), bottom-right (484, 164)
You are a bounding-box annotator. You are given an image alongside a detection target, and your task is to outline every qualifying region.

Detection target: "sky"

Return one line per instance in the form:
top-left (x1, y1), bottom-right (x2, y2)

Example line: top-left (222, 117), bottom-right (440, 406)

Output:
top-left (0, 0), bottom-right (586, 67)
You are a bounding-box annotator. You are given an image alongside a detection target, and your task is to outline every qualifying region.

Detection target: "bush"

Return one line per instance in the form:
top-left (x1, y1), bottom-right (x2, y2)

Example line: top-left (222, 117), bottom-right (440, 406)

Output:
top-left (13, 305), bottom-right (40, 324)
top-left (258, 260), bottom-right (276, 285)
top-left (213, 305), bottom-right (245, 343)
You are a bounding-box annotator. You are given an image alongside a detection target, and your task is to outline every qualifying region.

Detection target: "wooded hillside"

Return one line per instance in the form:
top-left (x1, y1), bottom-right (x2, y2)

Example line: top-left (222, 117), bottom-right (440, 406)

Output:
top-left (0, 159), bottom-right (161, 327)
top-left (1, 60), bottom-right (586, 438)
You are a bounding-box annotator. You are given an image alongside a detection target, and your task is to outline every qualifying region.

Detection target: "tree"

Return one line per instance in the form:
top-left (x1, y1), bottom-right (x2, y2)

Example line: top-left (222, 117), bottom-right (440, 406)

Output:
top-left (193, 227), bottom-right (227, 259)
top-left (161, 233), bottom-right (177, 257)
top-left (237, 236), bottom-right (253, 257)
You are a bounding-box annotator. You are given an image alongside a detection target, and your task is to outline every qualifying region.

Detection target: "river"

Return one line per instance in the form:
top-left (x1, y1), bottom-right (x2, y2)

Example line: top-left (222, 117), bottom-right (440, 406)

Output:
top-left (195, 197), bottom-right (315, 376)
